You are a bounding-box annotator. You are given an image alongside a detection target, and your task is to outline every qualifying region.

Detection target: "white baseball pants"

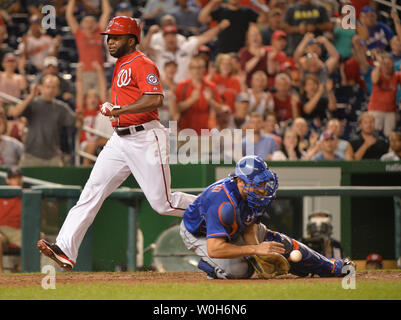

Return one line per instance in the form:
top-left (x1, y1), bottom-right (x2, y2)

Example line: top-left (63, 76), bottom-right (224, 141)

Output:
top-left (56, 120), bottom-right (197, 263)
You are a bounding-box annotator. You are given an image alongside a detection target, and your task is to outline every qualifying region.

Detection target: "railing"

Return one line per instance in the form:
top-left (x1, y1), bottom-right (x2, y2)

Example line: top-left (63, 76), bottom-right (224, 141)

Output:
top-left (1, 172), bottom-right (400, 272)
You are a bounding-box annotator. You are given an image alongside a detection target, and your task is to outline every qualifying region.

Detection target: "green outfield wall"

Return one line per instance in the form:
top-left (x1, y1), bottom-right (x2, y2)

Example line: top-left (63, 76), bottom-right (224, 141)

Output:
top-left (1, 161), bottom-right (400, 271)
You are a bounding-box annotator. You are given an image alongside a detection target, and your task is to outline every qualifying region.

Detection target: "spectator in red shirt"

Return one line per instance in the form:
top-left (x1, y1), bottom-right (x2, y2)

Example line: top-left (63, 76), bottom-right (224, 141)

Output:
top-left (66, 0), bottom-right (111, 93)
top-left (272, 72), bottom-right (300, 125)
top-left (266, 30), bottom-right (291, 89)
top-left (247, 70), bottom-right (273, 117)
top-left (239, 24), bottom-right (269, 88)
top-left (369, 52), bottom-right (401, 137)
top-left (75, 61), bottom-right (107, 166)
top-left (0, 166), bottom-right (23, 273)
top-left (208, 53), bottom-right (242, 113)
top-left (18, 15), bottom-right (61, 73)
top-left (175, 55), bottom-right (223, 135)
top-left (0, 53), bottom-right (27, 109)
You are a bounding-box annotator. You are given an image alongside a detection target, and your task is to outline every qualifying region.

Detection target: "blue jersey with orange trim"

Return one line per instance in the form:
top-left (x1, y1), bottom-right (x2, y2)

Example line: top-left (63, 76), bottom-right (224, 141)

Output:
top-left (183, 177), bottom-right (263, 241)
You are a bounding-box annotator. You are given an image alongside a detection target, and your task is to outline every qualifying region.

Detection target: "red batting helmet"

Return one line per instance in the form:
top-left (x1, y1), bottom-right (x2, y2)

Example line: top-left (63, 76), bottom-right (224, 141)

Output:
top-left (101, 16), bottom-right (141, 43)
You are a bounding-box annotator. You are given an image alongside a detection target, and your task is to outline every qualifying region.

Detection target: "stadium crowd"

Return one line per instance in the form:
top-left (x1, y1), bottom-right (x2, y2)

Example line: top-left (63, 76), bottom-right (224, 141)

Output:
top-left (0, 0), bottom-right (401, 167)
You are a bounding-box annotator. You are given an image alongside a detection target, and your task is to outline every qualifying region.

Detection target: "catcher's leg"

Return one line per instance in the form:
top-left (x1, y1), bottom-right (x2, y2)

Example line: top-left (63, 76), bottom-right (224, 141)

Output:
top-left (179, 221), bottom-right (253, 279)
top-left (262, 227), bottom-right (350, 277)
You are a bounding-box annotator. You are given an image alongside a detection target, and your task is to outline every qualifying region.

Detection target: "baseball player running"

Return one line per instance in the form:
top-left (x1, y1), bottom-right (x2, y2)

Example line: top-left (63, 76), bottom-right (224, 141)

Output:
top-left (37, 16), bottom-right (197, 270)
top-left (180, 155), bottom-right (354, 279)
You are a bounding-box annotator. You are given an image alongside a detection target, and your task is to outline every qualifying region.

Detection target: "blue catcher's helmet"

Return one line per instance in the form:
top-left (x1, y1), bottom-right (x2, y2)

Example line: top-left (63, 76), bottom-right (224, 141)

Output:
top-left (233, 155), bottom-right (278, 216)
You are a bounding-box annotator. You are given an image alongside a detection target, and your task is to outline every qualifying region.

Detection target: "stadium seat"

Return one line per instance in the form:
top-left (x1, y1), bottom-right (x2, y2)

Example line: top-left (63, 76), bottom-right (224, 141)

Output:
top-left (2, 244), bottom-right (21, 273)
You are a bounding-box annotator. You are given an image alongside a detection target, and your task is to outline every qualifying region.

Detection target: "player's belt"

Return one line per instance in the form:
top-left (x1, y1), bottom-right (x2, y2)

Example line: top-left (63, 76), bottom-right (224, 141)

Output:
top-left (115, 125), bottom-right (145, 136)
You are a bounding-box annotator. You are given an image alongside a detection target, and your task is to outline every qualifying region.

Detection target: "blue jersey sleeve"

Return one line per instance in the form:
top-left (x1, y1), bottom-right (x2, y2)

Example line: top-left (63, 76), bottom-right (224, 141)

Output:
top-left (203, 185), bottom-right (238, 240)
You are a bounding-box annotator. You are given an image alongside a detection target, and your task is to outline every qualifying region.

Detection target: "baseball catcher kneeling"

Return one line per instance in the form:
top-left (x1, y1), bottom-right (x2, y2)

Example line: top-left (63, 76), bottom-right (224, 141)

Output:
top-left (180, 155), bottom-right (354, 279)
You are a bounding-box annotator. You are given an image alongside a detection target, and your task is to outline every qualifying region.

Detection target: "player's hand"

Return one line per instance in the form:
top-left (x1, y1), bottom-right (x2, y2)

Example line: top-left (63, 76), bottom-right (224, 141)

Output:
top-left (255, 241), bottom-right (285, 256)
top-left (100, 102), bottom-right (121, 117)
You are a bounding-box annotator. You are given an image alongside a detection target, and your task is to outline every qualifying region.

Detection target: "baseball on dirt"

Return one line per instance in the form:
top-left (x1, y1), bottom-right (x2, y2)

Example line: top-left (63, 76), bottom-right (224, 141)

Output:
top-left (290, 250), bottom-right (302, 262)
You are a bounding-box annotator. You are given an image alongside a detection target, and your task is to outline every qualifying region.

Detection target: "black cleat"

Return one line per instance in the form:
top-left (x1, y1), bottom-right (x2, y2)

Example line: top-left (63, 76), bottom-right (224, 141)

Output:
top-left (37, 239), bottom-right (75, 271)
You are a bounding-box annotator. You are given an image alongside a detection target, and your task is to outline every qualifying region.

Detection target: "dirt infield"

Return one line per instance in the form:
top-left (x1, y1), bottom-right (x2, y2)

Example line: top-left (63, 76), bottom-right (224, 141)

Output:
top-left (1, 270), bottom-right (400, 287)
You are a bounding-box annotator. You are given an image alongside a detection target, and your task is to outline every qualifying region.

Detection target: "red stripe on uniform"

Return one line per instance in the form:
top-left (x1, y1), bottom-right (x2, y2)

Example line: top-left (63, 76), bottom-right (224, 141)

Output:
top-left (154, 133), bottom-right (186, 211)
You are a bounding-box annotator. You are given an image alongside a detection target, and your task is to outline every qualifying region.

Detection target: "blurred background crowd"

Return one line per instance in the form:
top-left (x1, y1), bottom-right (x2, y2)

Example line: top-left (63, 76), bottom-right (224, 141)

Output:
top-left (0, 0), bottom-right (401, 167)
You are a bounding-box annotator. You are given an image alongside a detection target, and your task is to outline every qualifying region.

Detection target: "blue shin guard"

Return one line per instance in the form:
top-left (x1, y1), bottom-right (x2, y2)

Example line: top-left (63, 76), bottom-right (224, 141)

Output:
top-left (265, 230), bottom-right (344, 277)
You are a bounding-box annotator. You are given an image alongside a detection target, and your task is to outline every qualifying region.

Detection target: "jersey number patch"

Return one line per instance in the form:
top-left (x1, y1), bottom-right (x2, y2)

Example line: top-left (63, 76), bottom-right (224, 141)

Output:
top-left (117, 68), bottom-right (131, 87)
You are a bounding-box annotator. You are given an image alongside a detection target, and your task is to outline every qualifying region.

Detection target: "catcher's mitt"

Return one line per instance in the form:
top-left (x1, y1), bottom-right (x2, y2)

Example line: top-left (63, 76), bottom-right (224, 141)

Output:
top-left (249, 253), bottom-right (290, 279)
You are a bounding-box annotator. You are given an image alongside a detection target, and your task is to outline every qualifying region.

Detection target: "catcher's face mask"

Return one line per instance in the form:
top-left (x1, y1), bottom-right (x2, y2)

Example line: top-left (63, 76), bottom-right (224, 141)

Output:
top-left (233, 155), bottom-right (279, 216)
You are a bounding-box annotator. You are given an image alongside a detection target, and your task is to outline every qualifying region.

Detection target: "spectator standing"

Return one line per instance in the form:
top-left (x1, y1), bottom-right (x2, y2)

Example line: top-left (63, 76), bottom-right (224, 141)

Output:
top-left (114, 2), bottom-right (136, 18)
top-left (208, 53), bottom-right (242, 113)
top-left (380, 130), bottom-right (401, 161)
top-left (143, 20), bottom-right (230, 84)
top-left (300, 74), bottom-right (336, 131)
top-left (0, 166), bottom-right (23, 273)
top-left (0, 21), bottom-right (13, 65)
top-left (209, 105), bottom-right (237, 162)
top-left (260, 8), bottom-right (284, 46)
top-left (170, 0), bottom-right (203, 36)
top-left (272, 72), bottom-right (300, 124)
top-left (357, 6), bottom-right (393, 51)
top-left (241, 112), bottom-right (278, 160)
top-left (146, 15), bottom-right (186, 55)
top-left (351, 112), bottom-right (389, 160)
top-left (283, 0), bottom-right (333, 56)
top-left (265, 30), bottom-right (290, 89)
top-left (0, 106), bottom-right (23, 167)
top-left (294, 34), bottom-right (340, 88)
top-left (368, 53), bottom-right (400, 137)
top-left (175, 55), bottom-right (223, 134)
top-left (233, 92), bottom-right (250, 129)
top-left (271, 127), bottom-right (304, 160)
top-left (349, 35), bottom-right (374, 94)
top-left (0, 53), bottom-right (27, 109)
top-left (391, 9), bottom-right (401, 63)
top-left (7, 75), bottom-right (80, 166)
top-left (142, 0), bottom-right (176, 26)
top-left (198, 0), bottom-right (259, 54)
top-left (239, 24), bottom-right (268, 89)
top-left (75, 61), bottom-right (107, 166)
top-left (35, 56), bottom-right (75, 107)
top-left (332, 1), bottom-right (356, 60)
top-left (161, 60), bottom-right (179, 126)
top-left (66, 0), bottom-right (112, 93)
top-left (18, 15), bottom-right (61, 73)
top-left (247, 70), bottom-right (273, 117)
